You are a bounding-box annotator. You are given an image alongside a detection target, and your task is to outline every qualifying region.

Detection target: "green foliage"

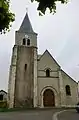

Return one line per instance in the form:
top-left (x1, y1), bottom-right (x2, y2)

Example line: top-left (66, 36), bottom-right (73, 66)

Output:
top-left (0, 0), bottom-right (68, 33)
top-left (31, 0), bottom-right (68, 15)
top-left (0, 101), bottom-right (7, 108)
top-left (0, 0), bottom-right (15, 34)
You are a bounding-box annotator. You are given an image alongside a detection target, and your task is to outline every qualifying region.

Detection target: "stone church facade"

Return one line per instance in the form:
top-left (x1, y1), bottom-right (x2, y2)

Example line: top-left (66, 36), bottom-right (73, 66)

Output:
top-left (8, 12), bottom-right (78, 108)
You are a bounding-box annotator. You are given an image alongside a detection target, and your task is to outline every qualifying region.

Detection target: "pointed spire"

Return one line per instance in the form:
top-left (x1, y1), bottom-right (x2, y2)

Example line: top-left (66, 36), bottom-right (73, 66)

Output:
top-left (19, 12), bottom-right (34, 33)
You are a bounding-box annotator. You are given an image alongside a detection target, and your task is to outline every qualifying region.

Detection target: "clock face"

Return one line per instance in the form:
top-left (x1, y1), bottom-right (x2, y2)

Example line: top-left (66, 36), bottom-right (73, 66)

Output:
top-left (25, 34), bottom-right (29, 39)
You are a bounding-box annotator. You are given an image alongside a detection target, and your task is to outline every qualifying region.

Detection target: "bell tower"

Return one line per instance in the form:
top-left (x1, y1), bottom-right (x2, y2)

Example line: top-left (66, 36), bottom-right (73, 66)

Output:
top-left (15, 12), bottom-right (37, 47)
top-left (8, 12), bottom-right (38, 108)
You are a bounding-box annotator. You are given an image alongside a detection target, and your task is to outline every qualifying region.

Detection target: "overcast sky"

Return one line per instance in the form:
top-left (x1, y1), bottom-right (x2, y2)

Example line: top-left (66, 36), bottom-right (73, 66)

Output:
top-left (0, 0), bottom-right (79, 91)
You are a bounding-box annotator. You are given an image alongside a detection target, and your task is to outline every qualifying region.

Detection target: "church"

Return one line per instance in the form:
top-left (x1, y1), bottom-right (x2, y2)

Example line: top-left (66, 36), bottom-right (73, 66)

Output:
top-left (8, 12), bottom-right (78, 108)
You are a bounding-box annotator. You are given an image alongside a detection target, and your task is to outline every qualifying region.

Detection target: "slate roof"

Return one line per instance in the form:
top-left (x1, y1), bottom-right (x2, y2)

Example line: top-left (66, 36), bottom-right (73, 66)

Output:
top-left (19, 13), bottom-right (34, 33)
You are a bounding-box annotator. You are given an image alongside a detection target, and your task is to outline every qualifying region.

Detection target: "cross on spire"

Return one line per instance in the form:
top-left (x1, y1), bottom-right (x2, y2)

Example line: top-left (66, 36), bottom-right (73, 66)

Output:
top-left (19, 8), bottom-right (34, 33)
top-left (26, 7), bottom-right (28, 14)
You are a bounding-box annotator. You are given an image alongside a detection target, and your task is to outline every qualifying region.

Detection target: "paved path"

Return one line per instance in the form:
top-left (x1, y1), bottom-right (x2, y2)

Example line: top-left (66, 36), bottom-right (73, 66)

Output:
top-left (58, 109), bottom-right (79, 120)
top-left (0, 109), bottom-right (61, 120)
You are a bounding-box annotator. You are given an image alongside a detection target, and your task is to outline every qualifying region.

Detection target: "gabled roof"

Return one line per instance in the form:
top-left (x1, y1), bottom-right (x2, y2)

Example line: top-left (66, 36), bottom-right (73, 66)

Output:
top-left (39, 49), bottom-right (60, 68)
top-left (0, 90), bottom-right (7, 94)
top-left (61, 69), bottom-right (78, 84)
top-left (19, 12), bottom-right (35, 33)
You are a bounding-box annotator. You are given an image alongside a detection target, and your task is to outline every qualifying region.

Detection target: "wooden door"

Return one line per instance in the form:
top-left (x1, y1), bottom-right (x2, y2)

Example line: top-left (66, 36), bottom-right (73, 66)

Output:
top-left (43, 89), bottom-right (55, 107)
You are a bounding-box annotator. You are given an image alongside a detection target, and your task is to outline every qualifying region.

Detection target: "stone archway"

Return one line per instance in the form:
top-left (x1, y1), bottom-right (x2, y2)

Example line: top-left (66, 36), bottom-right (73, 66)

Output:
top-left (43, 89), bottom-right (55, 107)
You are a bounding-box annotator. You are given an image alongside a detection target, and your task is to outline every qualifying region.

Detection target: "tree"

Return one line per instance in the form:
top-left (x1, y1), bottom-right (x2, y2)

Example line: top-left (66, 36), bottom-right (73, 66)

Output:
top-left (31, 0), bottom-right (68, 15)
top-left (0, 0), bottom-right (15, 34)
top-left (0, 0), bottom-right (68, 34)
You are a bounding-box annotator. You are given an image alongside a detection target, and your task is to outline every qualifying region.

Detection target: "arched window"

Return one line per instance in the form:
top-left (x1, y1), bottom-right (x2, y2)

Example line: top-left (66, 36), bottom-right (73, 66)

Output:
top-left (27, 39), bottom-right (30, 46)
top-left (46, 69), bottom-right (50, 77)
top-left (65, 85), bottom-right (71, 96)
top-left (23, 38), bottom-right (26, 45)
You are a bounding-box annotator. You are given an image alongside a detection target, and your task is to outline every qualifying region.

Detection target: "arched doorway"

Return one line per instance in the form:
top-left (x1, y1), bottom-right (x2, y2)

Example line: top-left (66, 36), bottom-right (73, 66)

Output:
top-left (43, 89), bottom-right (55, 107)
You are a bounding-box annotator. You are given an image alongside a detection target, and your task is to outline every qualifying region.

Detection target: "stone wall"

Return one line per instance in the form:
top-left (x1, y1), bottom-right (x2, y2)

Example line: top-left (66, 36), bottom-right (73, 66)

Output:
top-left (8, 45), bottom-right (18, 108)
top-left (14, 46), bottom-right (36, 108)
top-left (37, 50), bottom-right (61, 107)
top-left (15, 31), bottom-right (37, 47)
top-left (61, 70), bottom-right (78, 106)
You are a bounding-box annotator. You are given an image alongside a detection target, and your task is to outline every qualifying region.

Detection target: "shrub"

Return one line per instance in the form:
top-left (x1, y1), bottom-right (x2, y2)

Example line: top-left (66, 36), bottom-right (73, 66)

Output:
top-left (0, 101), bottom-right (7, 108)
